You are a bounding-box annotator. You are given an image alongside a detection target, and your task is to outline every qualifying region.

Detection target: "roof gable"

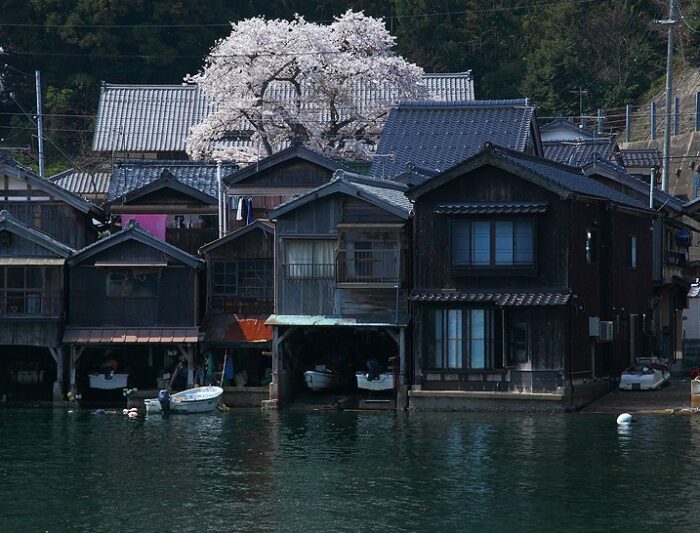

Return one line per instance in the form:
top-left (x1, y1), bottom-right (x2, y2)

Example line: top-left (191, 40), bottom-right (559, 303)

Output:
top-left (224, 145), bottom-right (346, 185)
top-left (0, 210), bottom-right (75, 257)
top-left (407, 144), bottom-right (649, 211)
top-left (268, 171), bottom-right (411, 221)
top-left (370, 99), bottom-right (541, 179)
top-left (1, 155), bottom-right (105, 218)
top-left (540, 119), bottom-right (599, 141)
top-left (111, 171), bottom-right (217, 206)
top-left (199, 219), bottom-right (274, 254)
top-left (67, 220), bottom-right (203, 268)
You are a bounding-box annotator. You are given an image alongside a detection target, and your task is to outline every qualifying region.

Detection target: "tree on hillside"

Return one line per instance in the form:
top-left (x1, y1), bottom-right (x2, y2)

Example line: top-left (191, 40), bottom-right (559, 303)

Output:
top-left (185, 10), bottom-right (425, 162)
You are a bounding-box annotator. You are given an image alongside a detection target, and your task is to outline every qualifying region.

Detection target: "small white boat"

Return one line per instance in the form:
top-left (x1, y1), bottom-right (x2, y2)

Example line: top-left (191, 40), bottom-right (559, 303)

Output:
top-left (356, 371), bottom-right (394, 391)
top-left (144, 386), bottom-right (223, 414)
top-left (619, 357), bottom-right (670, 391)
top-left (304, 366), bottom-right (345, 392)
top-left (89, 372), bottom-right (129, 390)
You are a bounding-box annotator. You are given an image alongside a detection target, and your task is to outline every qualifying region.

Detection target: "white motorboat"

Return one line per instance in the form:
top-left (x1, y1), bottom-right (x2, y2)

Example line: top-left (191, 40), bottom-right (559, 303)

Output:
top-left (356, 371), bottom-right (394, 391)
top-left (144, 386), bottom-right (224, 414)
top-left (304, 366), bottom-right (345, 392)
top-left (89, 372), bottom-right (129, 390)
top-left (619, 357), bottom-right (670, 391)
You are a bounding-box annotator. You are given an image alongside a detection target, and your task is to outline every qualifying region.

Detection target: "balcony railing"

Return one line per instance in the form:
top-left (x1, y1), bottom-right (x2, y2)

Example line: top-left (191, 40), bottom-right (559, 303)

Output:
top-left (0, 290), bottom-right (63, 318)
top-left (336, 249), bottom-right (402, 284)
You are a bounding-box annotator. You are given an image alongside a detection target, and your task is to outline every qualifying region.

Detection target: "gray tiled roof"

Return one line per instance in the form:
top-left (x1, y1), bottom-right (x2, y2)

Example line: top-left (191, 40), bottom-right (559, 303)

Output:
top-left (619, 149), bottom-right (662, 168)
top-left (495, 147), bottom-right (648, 210)
top-left (434, 202), bottom-right (549, 215)
top-left (410, 290), bottom-right (571, 306)
top-left (370, 99), bottom-right (537, 179)
top-left (107, 160), bottom-right (238, 203)
top-left (543, 138), bottom-right (617, 166)
top-left (93, 73), bottom-right (475, 153)
top-left (49, 169), bottom-right (111, 197)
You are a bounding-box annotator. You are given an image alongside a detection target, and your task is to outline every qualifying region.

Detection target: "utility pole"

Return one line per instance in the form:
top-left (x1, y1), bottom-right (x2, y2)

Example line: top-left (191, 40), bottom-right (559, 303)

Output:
top-left (656, 0), bottom-right (677, 193)
top-left (570, 86), bottom-right (588, 126)
top-left (35, 70), bottom-right (45, 179)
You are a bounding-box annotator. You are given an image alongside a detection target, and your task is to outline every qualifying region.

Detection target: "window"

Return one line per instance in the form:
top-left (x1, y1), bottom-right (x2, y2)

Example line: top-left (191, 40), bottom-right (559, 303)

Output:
top-left (106, 269), bottom-right (159, 298)
top-left (338, 240), bottom-right (399, 283)
top-left (425, 308), bottom-right (492, 369)
top-left (508, 323), bottom-right (530, 365)
top-left (451, 220), bottom-right (534, 267)
top-left (284, 240), bottom-right (335, 279)
top-left (0, 266), bottom-right (44, 315)
top-left (628, 235), bottom-right (637, 269)
top-left (585, 229), bottom-right (598, 264)
top-left (212, 260), bottom-right (273, 298)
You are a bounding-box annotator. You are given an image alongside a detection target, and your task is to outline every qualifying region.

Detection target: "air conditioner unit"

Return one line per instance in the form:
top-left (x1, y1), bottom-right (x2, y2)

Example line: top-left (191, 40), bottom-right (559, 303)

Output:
top-left (599, 321), bottom-right (614, 342)
top-left (588, 316), bottom-right (600, 337)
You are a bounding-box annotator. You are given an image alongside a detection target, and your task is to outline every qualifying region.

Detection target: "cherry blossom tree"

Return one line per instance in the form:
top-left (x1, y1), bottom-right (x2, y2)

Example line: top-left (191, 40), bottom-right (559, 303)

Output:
top-left (185, 10), bottom-right (426, 162)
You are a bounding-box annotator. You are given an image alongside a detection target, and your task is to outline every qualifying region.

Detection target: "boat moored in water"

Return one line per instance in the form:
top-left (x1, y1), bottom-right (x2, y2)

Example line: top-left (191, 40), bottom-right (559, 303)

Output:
top-left (144, 386), bottom-right (224, 414)
top-left (356, 371), bottom-right (394, 391)
top-left (304, 366), bottom-right (346, 391)
top-left (619, 357), bottom-right (670, 391)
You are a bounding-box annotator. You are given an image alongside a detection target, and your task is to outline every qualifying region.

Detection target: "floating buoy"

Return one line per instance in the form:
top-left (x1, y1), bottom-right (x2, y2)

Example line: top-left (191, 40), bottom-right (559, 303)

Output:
top-left (122, 409), bottom-right (129, 415)
top-left (128, 411), bottom-right (139, 418)
top-left (617, 413), bottom-right (633, 425)
top-left (95, 409), bottom-right (106, 415)
top-left (129, 407), bottom-right (138, 413)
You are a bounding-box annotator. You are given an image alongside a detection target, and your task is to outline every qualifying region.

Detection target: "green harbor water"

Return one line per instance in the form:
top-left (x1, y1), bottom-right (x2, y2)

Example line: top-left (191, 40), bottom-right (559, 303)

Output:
top-left (0, 408), bottom-right (698, 532)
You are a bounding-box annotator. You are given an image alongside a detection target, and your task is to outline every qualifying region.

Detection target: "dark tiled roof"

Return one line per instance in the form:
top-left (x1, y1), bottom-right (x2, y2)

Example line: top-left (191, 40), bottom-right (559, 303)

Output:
top-left (49, 169), bottom-right (111, 197)
top-left (107, 160), bottom-right (238, 203)
top-left (434, 202), bottom-right (548, 215)
top-left (410, 290), bottom-right (571, 306)
top-left (0, 210), bottom-right (75, 256)
top-left (543, 138), bottom-right (616, 166)
top-left (370, 99), bottom-right (537, 179)
top-left (619, 149), bottom-right (662, 168)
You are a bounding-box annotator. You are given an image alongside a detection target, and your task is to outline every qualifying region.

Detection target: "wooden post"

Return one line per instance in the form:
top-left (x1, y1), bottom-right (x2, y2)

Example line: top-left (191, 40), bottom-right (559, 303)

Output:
top-left (651, 101), bottom-right (657, 140)
top-left (69, 345), bottom-right (77, 396)
top-left (49, 346), bottom-right (63, 402)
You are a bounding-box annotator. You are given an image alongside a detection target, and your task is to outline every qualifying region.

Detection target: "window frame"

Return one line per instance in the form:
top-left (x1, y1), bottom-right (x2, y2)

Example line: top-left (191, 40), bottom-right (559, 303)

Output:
top-left (449, 217), bottom-right (537, 274)
top-left (211, 259), bottom-right (274, 299)
top-left (628, 234), bottom-right (637, 269)
top-left (283, 238), bottom-right (336, 280)
top-left (585, 228), bottom-right (599, 265)
top-left (423, 307), bottom-right (494, 371)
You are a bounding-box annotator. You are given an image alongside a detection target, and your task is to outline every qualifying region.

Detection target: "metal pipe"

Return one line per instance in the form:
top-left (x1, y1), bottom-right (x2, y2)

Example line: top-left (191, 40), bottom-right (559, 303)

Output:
top-left (661, 0), bottom-right (677, 192)
top-left (35, 70), bottom-right (45, 178)
top-left (217, 161), bottom-right (224, 238)
top-left (650, 167), bottom-right (656, 209)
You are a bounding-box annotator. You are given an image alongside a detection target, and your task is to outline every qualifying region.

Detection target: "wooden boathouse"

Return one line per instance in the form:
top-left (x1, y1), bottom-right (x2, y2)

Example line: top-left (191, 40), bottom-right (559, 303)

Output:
top-left (63, 220), bottom-right (203, 401)
top-left (266, 171), bottom-right (412, 408)
top-left (407, 144), bottom-right (655, 410)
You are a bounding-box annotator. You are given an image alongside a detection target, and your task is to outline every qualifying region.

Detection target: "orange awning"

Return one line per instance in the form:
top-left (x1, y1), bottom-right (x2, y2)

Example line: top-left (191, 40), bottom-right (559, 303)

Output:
top-left (201, 315), bottom-right (272, 344)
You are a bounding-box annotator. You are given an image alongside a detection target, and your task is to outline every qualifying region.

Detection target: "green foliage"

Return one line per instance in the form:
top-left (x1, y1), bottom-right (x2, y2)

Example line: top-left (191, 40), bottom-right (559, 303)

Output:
top-left (0, 0), bottom-right (681, 158)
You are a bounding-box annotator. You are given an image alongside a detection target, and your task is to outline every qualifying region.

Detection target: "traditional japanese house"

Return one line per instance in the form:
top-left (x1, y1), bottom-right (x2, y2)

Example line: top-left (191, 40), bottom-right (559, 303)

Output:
top-left (407, 144), bottom-right (655, 411)
top-left (106, 160), bottom-right (237, 254)
top-left (266, 171), bottom-right (412, 408)
top-left (63, 220), bottom-right (204, 402)
top-left (0, 211), bottom-right (74, 402)
top-left (223, 145), bottom-right (348, 231)
top-left (0, 152), bottom-right (105, 249)
top-left (198, 220), bottom-right (274, 406)
top-left (582, 157), bottom-right (697, 365)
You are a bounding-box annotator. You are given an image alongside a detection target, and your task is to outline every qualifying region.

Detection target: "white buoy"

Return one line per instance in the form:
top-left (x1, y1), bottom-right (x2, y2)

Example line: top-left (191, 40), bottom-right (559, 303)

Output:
top-left (128, 411), bottom-right (139, 418)
top-left (122, 409), bottom-right (129, 415)
top-left (617, 413), bottom-right (633, 425)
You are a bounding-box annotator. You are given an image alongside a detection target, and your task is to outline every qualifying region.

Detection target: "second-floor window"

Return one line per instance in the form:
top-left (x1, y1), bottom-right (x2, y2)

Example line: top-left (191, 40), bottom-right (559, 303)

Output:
top-left (106, 269), bottom-right (159, 298)
top-left (284, 239), bottom-right (335, 279)
top-left (628, 235), bottom-right (637, 269)
top-left (212, 260), bottom-right (273, 298)
top-left (451, 219), bottom-right (534, 267)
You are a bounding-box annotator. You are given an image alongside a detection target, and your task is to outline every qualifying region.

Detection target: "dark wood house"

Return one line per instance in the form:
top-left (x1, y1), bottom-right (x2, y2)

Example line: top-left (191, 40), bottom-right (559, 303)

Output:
top-left (198, 220), bottom-right (274, 406)
top-left (407, 144), bottom-right (655, 410)
top-left (0, 152), bottom-right (105, 249)
top-left (106, 160), bottom-right (237, 254)
top-left (64, 220), bottom-right (204, 401)
top-left (223, 145), bottom-right (347, 231)
top-left (582, 157), bottom-right (697, 366)
top-left (266, 172), bottom-right (412, 408)
top-left (0, 210), bottom-right (74, 402)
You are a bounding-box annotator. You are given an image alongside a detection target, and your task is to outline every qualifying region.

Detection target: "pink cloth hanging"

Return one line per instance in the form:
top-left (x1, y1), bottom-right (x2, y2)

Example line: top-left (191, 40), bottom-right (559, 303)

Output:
top-left (121, 214), bottom-right (168, 241)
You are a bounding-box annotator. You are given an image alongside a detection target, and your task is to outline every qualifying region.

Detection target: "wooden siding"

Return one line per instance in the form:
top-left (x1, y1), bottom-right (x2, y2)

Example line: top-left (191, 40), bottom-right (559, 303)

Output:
top-left (0, 203), bottom-right (95, 249)
top-left (231, 159), bottom-right (334, 188)
top-left (0, 320), bottom-right (61, 347)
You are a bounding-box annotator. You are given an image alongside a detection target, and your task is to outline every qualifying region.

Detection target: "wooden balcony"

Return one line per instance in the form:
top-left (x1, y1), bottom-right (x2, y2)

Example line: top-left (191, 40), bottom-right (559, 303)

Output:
top-left (336, 249), bottom-right (403, 287)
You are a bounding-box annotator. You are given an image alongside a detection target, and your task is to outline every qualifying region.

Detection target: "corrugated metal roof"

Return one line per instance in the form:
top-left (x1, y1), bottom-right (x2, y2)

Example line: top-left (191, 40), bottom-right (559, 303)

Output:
top-left (369, 99), bottom-right (536, 179)
top-left (108, 159), bottom-right (237, 203)
top-left (201, 315), bottom-right (272, 344)
top-left (63, 327), bottom-right (200, 344)
top-left (619, 149), bottom-right (662, 168)
top-left (265, 314), bottom-right (410, 327)
top-left (410, 290), bottom-right (571, 306)
top-left (434, 202), bottom-right (548, 215)
top-left (543, 138), bottom-right (617, 166)
top-left (49, 169), bottom-right (111, 198)
top-left (92, 73), bottom-right (474, 153)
